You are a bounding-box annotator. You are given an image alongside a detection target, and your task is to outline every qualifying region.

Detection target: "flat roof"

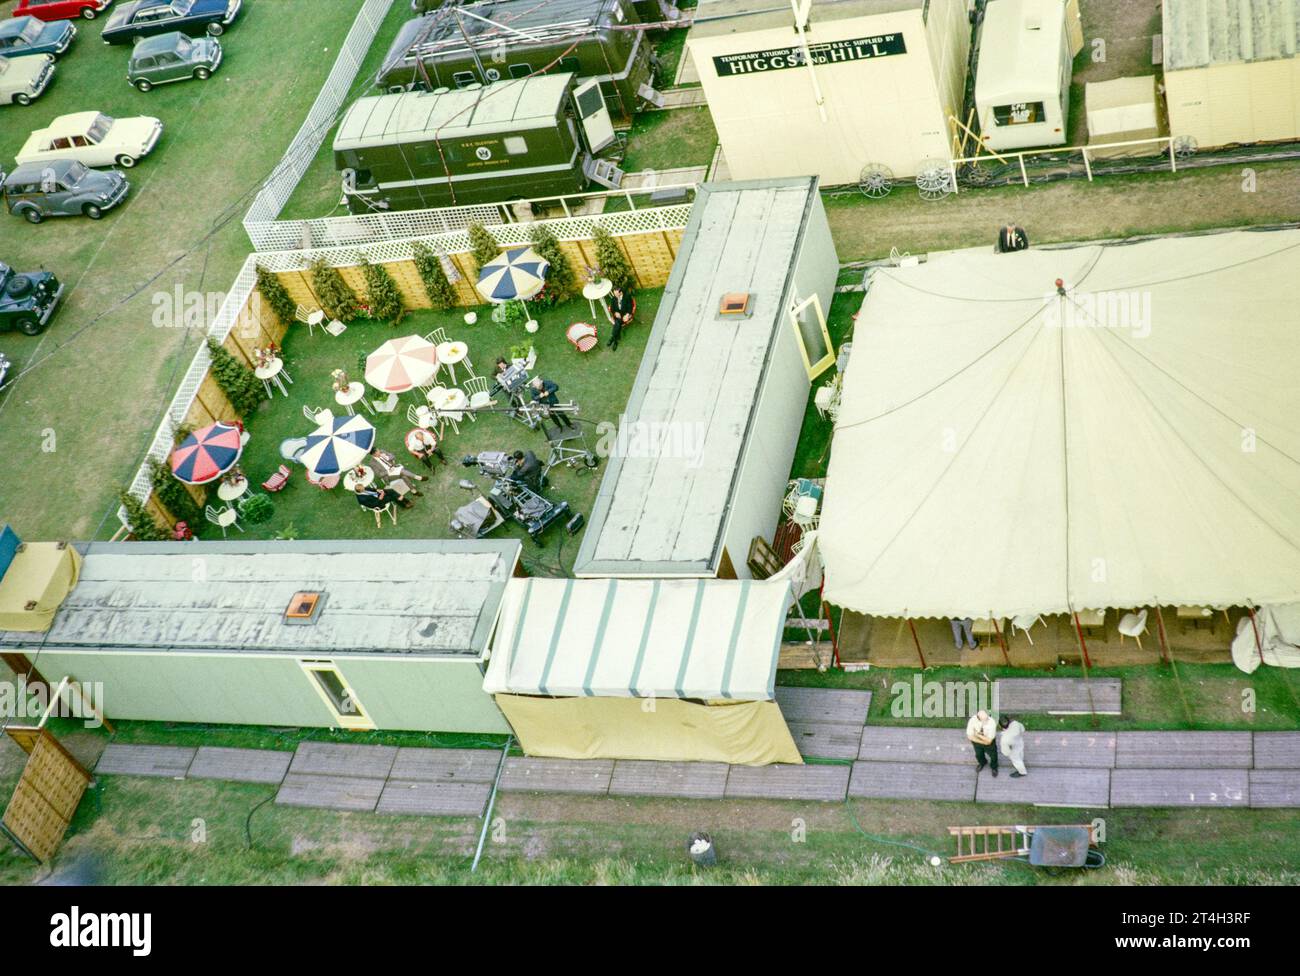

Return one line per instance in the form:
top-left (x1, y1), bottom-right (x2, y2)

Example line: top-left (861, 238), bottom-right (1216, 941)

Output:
top-left (574, 177), bottom-right (818, 577)
top-left (335, 74), bottom-right (571, 151)
top-left (0, 539), bottom-right (521, 659)
top-left (975, 0), bottom-right (1067, 102)
top-left (1163, 0), bottom-right (1300, 71)
top-left (689, 0), bottom-right (922, 41)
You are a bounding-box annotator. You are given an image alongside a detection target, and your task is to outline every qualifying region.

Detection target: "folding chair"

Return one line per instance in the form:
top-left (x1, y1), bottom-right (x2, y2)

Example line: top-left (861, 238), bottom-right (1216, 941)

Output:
top-left (261, 465), bottom-right (292, 493)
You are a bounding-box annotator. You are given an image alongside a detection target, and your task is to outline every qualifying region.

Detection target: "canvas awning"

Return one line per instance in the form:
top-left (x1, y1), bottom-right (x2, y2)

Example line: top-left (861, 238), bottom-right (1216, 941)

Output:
top-left (0, 542), bottom-right (81, 633)
top-left (483, 577), bottom-right (792, 700)
top-left (819, 229), bottom-right (1300, 619)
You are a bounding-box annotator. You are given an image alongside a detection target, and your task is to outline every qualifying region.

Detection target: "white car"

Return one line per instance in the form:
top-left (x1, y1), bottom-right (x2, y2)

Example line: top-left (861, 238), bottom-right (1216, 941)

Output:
top-left (15, 110), bottom-right (161, 168)
top-left (0, 54), bottom-right (55, 106)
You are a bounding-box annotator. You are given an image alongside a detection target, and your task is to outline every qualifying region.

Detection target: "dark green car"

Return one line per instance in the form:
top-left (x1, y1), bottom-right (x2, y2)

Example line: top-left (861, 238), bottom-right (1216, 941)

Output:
top-left (127, 31), bottom-right (221, 91)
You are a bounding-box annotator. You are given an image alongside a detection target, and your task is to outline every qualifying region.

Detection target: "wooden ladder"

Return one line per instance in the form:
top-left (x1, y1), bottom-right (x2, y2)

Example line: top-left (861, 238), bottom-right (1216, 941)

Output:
top-left (947, 825), bottom-right (1034, 863)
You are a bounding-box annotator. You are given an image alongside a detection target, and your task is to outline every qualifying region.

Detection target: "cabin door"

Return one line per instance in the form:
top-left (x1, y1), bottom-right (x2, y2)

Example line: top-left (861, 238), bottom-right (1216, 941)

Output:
top-left (574, 78), bottom-right (616, 153)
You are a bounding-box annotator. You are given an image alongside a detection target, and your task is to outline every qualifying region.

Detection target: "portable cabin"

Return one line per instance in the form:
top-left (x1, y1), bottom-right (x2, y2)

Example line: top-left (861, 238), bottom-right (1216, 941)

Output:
top-left (1085, 74), bottom-right (1167, 158)
top-left (375, 0), bottom-right (660, 125)
top-left (686, 0), bottom-right (971, 185)
top-left (573, 177), bottom-right (838, 581)
top-left (974, 0), bottom-right (1073, 151)
top-left (0, 540), bottom-right (521, 734)
top-left (334, 72), bottom-right (624, 213)
top-left (483, 576), bottom-right (803, 764)
top-left (1161, 0), bottom-right (1300, 150)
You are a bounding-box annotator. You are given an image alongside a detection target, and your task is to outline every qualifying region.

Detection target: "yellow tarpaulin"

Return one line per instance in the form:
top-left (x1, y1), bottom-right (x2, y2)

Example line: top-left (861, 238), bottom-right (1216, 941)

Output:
top-left (0, 544), bottom-right (81, 632)
top-left (495, 694), bottom-right (802, 766)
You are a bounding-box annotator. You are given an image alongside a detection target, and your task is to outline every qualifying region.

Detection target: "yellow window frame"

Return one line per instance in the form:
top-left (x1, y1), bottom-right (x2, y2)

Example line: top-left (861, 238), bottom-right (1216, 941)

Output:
top-left (788, 292), bottom-right (835, 379)
top-left (298, 660), bottom-right (376, 731)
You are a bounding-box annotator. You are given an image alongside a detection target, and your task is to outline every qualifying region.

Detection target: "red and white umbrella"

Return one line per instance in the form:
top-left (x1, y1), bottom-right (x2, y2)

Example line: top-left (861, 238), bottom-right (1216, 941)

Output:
top-left (364, 335), bottom-right (439, 393)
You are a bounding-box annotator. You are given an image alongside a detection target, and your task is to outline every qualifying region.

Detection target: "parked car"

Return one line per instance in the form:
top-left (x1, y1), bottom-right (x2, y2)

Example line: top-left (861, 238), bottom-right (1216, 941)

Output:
top-left (12, 0), bottom-right (113, 22)
top-left (0, 53), bottom-right (55, 105)
top-left (17, 111), bottom-right (162, 168)
top-left (0, 350), bottom-right (11, 388)
top-left (0, 259), bottom-right (63, 335)
top-left (127, 30), bottom-right (219, 90)
top-left (102, 0), bottom-right (240, 45)
top-left (2, 159), bottom-right (129, 222)
top-left (0, 15), bottom-right (75, 58)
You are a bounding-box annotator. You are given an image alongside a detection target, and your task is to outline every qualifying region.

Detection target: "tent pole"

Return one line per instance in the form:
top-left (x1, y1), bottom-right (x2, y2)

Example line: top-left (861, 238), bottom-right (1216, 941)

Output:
top-left (1154, 604), bottom-right (1171, 665)
top-left (1071, 611), bottom-right (1093, 668)
top-left (820, 581), bottom-right (841, 669)
top-left (1247, 603), bottom-right (1265, 666)
top-left (906, 618), bottom-right (927, 669)
top-left (992, 616), bottom-right (1010, 666)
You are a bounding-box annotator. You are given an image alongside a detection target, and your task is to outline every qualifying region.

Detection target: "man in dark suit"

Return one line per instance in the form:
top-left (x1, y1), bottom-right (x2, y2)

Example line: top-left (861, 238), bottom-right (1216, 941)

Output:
top-left (995, 224), bottom-right (1029, 253)
top-left (510, 450), bottom-right (543, 492)
top-left (529, 376), bottom-right (573, 429)
top-left (604, 285), bottom-right (635, 351)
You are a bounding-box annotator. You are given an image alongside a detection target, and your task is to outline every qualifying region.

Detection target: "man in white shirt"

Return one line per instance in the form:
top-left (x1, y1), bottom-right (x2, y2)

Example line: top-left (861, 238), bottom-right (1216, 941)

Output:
top-left (965, 709), bottom-right (998, 776)
top-left (999, 715), bottom-right (1028, 777)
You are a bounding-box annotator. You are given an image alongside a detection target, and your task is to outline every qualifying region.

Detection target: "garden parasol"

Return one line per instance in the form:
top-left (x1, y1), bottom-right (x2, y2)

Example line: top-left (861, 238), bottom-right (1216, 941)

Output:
top-left (300, 414), bottom-right (376, 476)
top-left (476, 247), bottom-right (549, 321)
top-left (170, 421), bottom-right (244, 485)
top-left (365, 335), bottom-right (439, 392)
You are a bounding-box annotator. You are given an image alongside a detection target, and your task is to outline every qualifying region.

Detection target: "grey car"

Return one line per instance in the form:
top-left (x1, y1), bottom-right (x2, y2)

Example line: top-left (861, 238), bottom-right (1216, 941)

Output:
top-left (127, 31), bottom-right (220, 91)
top-left (2, 158), bottom-right (129, 222)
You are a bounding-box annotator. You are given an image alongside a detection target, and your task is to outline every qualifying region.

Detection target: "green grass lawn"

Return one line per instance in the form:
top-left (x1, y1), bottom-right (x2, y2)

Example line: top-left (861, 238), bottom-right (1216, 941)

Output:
top-left (653, 27), bottom-right (691, 88)
top-left (620, 104), bottom-right (717, 173)
top-left (213, 291), bottom-right (659, 573)
top-left (787, 289), bottom-right (856, 480)
top-left (0, 0), bottom-right (367, 541)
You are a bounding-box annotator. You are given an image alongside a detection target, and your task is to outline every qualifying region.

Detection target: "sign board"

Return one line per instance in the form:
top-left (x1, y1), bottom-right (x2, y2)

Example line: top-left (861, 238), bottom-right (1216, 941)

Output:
top-left (712, 33), bottom-right (907, 77)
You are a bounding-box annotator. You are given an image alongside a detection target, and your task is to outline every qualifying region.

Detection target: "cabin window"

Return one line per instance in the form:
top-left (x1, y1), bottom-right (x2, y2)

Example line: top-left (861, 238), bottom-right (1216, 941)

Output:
top-left (993, 101), bottom-right (1045, 126)
top-left (504, 136), bottom-right (527, 155)
top-left (788, 293), bottom-right (835, 379)
top-left (508, 63), bottom-right (532, 79)
top-left (298, 660), bottom-right (375, 730)
top-left (452, 70), bottom-right (477, 89)
top-left (51, 137), bottom-right (72, 150)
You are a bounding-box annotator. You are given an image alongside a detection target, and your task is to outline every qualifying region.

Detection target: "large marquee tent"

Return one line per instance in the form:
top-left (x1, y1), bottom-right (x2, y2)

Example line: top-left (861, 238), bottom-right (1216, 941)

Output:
top-left (819, 229), bottom-right (1300, 621)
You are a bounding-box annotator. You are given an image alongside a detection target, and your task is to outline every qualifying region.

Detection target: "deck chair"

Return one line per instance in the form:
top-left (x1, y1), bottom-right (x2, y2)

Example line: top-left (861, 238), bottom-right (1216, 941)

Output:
top-left (261, 464), bottom-right (292, 493)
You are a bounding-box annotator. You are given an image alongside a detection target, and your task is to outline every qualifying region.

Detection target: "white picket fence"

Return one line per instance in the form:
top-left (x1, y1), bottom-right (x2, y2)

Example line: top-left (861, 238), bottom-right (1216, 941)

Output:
top-left (240, 0), bottom-right (394, 232)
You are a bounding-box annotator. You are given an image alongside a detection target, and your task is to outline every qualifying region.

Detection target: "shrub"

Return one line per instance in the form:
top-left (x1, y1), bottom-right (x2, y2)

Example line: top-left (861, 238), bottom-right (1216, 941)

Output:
top-left (528, 223), bottom-right (576, 300)
top-left (592, 225), bottom-right (635, 292)
top-left (360, 258), bottom-right (406, 325)
top-left (254, 264), bottom-right (296, 327)
top-left (205, 338), bottom-right (265, 416)
top-left (309, 257), bottom-right (360, 322)
top-left (149, 457), bottom-right (203, 527)
top-left (119, 490), bottom-right (168, 542)
top-left (238, 493), bottom-right (275, 525)
top-left (467, 222), bottom-right (501, 276)
top-left (503, 302), bottom-right (528, 329)
top-left (412, 242), bottom-right (458, 311)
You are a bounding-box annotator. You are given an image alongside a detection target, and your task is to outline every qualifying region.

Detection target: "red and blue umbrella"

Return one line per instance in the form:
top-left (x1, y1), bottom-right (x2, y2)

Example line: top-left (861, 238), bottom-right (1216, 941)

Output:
top-left (170, 421), bottom-right (244, 485)
top-left (301, 414), bottom-right (375, 476)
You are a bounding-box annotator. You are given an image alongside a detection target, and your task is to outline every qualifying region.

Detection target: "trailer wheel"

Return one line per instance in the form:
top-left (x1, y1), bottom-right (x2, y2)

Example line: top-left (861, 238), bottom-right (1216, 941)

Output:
top-left (857, 163), bottom-right (894, 199)
top-left (1173, 135), bottom-right (1198, 159)
top-left (962, 161), bottom-right (993, 187)
top-left (916, 159), bottom-right (955, 201)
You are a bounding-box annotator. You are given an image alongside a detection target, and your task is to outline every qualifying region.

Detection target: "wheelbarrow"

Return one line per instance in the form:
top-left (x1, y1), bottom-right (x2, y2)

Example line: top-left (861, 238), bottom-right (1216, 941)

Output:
top-left (947, 824), bottom-right (1105, 868)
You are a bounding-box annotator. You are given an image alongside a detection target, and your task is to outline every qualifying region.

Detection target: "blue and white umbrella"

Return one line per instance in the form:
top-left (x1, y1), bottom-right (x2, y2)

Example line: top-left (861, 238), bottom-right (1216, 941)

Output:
top-left (300, 414), bottom-right (375, 476)
top-left (475, 246), bottom-right (549, 303)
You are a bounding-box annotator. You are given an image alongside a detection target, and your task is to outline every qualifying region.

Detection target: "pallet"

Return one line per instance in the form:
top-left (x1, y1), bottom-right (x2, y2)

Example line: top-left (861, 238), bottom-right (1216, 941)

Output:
top-left (498, 758), bottom-right (613, 795)
top-left (608, 760), bottom-right (729, 800)
top-left (848, 761), bottom-right (976, 802)
top-left (723, 763), bottom-right (850, 803)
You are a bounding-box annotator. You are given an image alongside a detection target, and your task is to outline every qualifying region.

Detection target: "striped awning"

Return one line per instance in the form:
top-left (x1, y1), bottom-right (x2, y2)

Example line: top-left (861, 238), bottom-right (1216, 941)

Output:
top-left (483, 577), bottom-right (792, 700)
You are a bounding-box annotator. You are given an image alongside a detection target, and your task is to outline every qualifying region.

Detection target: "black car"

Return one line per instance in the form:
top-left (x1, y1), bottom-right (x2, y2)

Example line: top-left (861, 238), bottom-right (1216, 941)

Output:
top-left (101, 0), bottom-right (241, 45)
top-left (0, 259), bottom-right (63, 335)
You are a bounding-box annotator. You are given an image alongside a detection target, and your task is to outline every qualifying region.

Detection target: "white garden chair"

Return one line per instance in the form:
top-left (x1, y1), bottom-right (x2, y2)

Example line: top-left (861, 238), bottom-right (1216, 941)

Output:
top-left (205, 505), bottom-right (242, 538)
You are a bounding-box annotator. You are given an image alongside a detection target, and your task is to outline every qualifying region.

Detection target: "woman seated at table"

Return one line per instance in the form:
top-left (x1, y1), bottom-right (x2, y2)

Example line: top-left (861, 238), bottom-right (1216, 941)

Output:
top-left (405, 427), bottom-right (445, 468)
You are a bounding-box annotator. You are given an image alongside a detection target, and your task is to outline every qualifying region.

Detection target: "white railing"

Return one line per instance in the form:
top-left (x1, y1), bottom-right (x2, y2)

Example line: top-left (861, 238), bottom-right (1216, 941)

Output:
top-left (244, 180), bottom-right (700, 252)
top-left (947, 136), bottom-right (1179, 192)
top-left (241, 0), bottom-right (395, 231)
top-left (118, 204), bottom-right (691, 529)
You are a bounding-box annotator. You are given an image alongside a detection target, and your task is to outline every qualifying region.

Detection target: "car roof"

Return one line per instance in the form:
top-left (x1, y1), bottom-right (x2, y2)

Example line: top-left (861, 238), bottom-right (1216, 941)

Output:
top-left (6, 158), bottom-right (83, 181)
top-left (133, 31), bottom-right (190, 55)
top-left (0, 19), bottom-right (33, 37)
top-left (35, 111), bottom-right (108, 137)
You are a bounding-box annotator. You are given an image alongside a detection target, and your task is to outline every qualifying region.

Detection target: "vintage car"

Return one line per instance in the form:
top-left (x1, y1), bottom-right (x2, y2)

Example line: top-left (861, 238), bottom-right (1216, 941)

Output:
top-left (127, 31), bottom-right (220, 90)
top-left (2, 159), bottom-right (130, 222)
top-left (0, 53), bottom-right (55, 105)
top-left (102, 0), bottom-right (240, 45)
top-left (17, 110), bottom-right (162, 168)
top-left (0, 15), bottom-right (75, 58)
top-left (11, 0), bottom-right (113, 22)
top-left (0, 259), bottom-right (63, 336)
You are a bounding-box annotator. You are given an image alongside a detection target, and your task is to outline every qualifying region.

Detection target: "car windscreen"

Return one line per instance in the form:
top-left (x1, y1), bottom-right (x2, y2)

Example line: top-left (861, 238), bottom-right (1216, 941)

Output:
top-left (64, 161), bottom-right (90, 184)
top-left (87, 114), bottom-right (113, 142)
top-left (174, 36), bottom-right (193, 56)
top-left (18, 20), bottom-right (42, 43)
top-left (172, 0), bottom-right (195, 13)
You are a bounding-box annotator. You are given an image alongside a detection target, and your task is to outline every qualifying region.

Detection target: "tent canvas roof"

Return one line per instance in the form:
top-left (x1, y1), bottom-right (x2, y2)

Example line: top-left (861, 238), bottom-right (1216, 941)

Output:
top-left (819, 229), bottom-right (1300, 619)
top-left (483, 577), bottom-right (791, 699)
top-left (1163, 0), bottom-right (1300, 71)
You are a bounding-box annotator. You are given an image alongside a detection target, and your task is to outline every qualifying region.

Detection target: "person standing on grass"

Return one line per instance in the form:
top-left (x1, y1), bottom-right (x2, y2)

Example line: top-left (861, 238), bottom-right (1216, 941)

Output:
top-left (966, 709), bottom-right (998, 777)
top-left (950, 617), bottom-right (977, 650)
top-left (999, 715), bottom-right (1028, 778)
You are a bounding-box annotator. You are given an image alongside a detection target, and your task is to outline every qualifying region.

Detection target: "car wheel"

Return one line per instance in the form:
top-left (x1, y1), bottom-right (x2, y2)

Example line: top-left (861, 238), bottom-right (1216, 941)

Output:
top-left (116, 154), bottom-right (136, 168)
top-left (22, 209), bottom-right (43, 224)
top-left (194, 67), bottom-right (211, 80)
top-left (134, 79), bottom-right (152, 92)
top-left (14, 92), bottom-right (32, 106)
top-left (16, 317), bottom-right (41, 336)
top-left (82, 6), bottom-right (98, 18)
top-left (83, 203), bottom-right (104, 220)
top-left (207, 23), bottom-right (224, 36)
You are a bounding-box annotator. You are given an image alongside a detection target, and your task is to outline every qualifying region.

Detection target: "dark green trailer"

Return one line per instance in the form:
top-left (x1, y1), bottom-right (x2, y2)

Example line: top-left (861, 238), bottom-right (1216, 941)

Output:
top-left (334, 72), bottom-right (625, 213)
top-left (376, 0), bottom-right (664, 125)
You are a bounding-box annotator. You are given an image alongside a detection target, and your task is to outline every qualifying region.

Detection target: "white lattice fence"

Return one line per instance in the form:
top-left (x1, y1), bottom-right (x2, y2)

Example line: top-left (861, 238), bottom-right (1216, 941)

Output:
top-left (241, 0), bottom-right (394, 229)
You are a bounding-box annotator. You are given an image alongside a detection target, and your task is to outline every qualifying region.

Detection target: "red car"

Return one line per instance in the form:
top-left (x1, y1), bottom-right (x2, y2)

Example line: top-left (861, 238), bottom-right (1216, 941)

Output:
top-left (11, 0), bottom-right (112, 21)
